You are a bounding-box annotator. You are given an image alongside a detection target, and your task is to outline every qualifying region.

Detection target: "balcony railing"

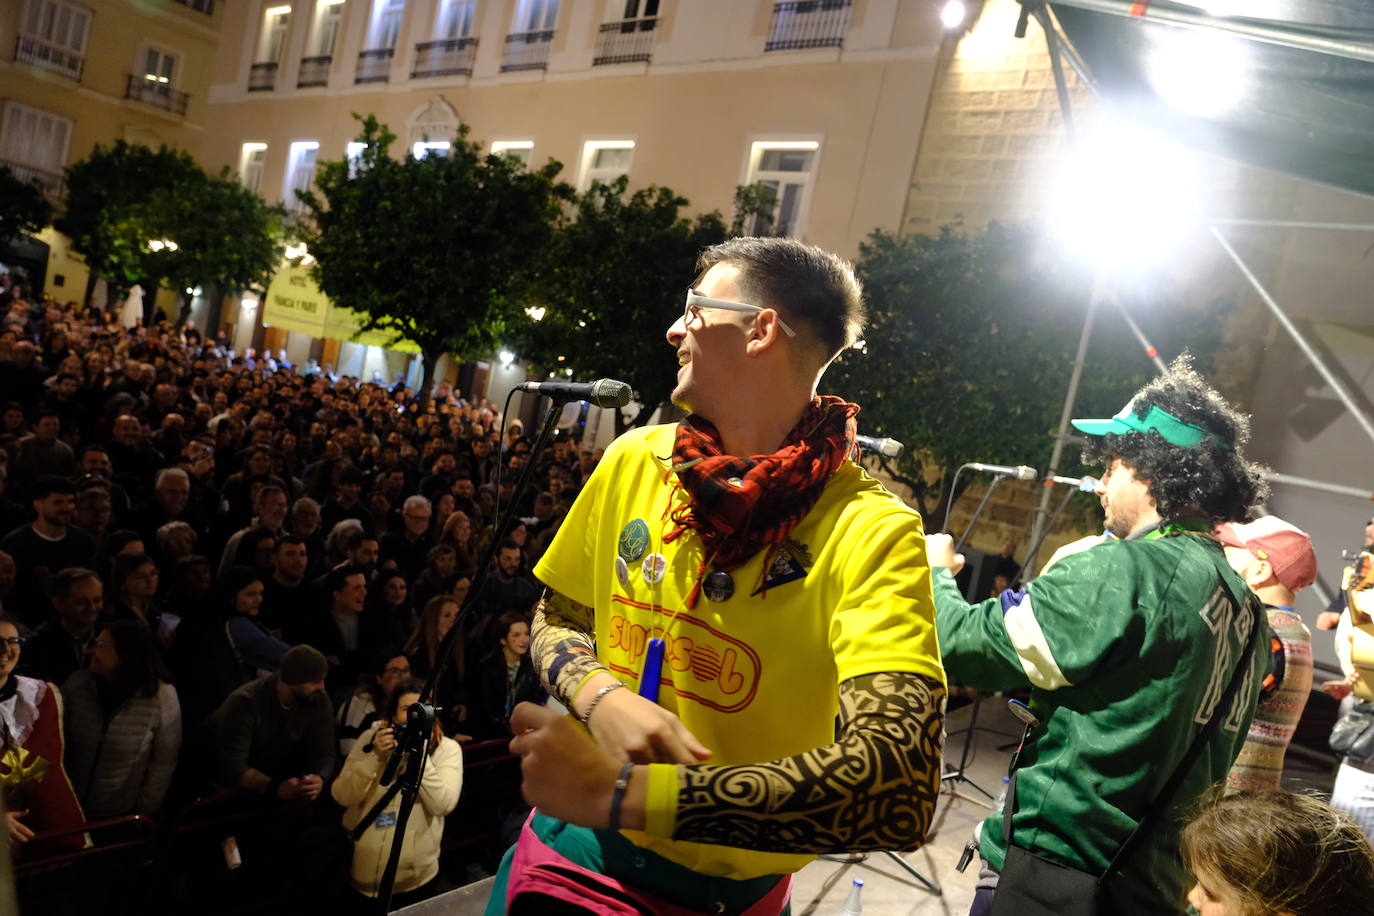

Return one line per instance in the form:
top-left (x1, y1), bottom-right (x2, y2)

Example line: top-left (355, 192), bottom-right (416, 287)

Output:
top-left (0, 158), bottom-right (64, 200)
top-left (355, 48), bottom-right (394, 84)
top-left (501, 30), bottom-right (553, 73)
top-left (248, 61), bottom-right (278, 91)
top-left (297, 55), bottom-right (331, 87)
top-left (764, 0), bottom-right (852, 52)
top-left (13, 34), bottom-right (83, 81)
top-left (125, 75), bottom-right (190, 117)
top-left (412, 37), bottom-right (478, 78)
top-left (593, 17), bottom-right (657, 66)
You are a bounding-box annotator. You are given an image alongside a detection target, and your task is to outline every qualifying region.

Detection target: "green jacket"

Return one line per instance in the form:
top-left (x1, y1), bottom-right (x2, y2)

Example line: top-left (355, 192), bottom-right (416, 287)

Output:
top-left (934, 532), bottom-right (1266, 914)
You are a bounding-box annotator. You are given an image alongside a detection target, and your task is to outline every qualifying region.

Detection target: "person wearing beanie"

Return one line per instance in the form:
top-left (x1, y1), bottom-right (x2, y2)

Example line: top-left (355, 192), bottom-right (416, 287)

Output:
top-left (208, 645), bottom-right (342, 905)
top-left (210, 643), bottom-right (335, 800)
top-left (1215, 515), bottom-right (1317, 792)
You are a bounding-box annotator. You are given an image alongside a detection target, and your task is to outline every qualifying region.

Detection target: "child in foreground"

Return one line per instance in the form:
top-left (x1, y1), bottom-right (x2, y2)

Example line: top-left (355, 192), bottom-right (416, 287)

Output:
top-left (1180, 789), bottom-right (1374, 915)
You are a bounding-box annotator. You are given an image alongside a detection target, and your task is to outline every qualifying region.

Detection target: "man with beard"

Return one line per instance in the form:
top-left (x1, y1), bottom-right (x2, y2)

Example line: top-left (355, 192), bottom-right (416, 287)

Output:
top-left (1, 477), bottom-right (97, 627)
top-left (929, 357), bottom-right (1271, 915)
top-left (212, 644), bottom-right (336, 797)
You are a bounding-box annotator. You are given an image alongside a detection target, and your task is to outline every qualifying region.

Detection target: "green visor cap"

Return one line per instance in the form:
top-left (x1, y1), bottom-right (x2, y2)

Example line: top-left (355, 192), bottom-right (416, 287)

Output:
top-left (1071, 402), bottom-right (1220, 449)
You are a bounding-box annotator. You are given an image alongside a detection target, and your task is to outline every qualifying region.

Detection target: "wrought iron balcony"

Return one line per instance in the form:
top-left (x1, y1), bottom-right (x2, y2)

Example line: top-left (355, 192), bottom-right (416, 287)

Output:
top-left (0, 158), bottom-right (64, 200)
top-left (412, 37), bottom-right (478, 78)
top-left (13, 34), bottom-right (83, 81)
top-left (125, 74), bottom-right (190, 117)
top-left (298, 55), bottom-right (332, 87)
top-left (593, 17), bottom-right (657, 66)
top-left (355, 47), bottom-right (394, 84)
top-left (501, 30), bottom-right (553, 73)
top-left (764, 0), bottom-right (852, 52)
top-left (248, 61), bottom-right (278, 91)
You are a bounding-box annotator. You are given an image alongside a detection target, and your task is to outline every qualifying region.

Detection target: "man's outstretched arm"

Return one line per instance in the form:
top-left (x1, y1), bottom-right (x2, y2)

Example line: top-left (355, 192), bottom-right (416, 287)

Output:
top-left (670, 671), bottom-right (945, 853)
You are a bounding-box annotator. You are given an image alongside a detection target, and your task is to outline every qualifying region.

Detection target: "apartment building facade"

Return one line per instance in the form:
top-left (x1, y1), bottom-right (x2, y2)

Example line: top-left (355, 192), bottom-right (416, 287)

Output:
top-left (205, 0), bottom-right (948, 257)
top-left (0, 0), bottom-right (223, 305)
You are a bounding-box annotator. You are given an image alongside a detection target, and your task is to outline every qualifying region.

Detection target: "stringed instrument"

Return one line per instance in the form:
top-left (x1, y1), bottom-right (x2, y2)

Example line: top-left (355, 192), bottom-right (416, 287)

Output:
top-left (1342, 551), bottom-right (1374, 701)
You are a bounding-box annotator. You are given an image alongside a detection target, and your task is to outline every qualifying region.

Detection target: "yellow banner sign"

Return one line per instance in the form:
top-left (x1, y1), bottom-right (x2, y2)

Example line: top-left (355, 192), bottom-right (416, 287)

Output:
top-left (262, 260), bottom-right (416, 351)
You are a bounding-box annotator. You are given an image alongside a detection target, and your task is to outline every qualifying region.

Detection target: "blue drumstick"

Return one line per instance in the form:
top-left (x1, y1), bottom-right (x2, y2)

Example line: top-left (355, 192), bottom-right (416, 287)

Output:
top-left (639, 637), bottom-right (665, 702)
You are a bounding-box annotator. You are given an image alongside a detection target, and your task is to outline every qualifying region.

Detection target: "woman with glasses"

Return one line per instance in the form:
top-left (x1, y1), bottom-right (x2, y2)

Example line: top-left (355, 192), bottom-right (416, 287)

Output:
top-left (333, 677), bottom-right (463, 911)
top-left (61, 619), bottom-right (180, 819)
top-left (0, 616), bottom-right (85, 858)
top-left (335, 649), bottom-right (412, 758)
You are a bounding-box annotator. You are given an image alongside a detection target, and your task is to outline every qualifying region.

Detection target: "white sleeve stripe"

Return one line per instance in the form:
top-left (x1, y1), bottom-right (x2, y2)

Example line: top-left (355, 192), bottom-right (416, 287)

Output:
top-left (1002, 594), bottom-right (1073, 690)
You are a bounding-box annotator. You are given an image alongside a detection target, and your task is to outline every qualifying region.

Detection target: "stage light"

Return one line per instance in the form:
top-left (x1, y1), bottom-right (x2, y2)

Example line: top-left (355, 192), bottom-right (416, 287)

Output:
top-left (498, 350), bottom-right (515, 368)
top-left (1145, 28), bottom-right (1248, 117)
top-left (1045, 126), bottom-right (1202, 271)
top-left (941, 0), bottom-right (966, 28)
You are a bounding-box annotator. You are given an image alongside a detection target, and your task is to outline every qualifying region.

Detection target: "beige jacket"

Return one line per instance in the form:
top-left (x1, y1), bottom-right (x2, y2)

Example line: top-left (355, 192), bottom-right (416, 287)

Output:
top-left (332, 723), bottom-right (463, 896)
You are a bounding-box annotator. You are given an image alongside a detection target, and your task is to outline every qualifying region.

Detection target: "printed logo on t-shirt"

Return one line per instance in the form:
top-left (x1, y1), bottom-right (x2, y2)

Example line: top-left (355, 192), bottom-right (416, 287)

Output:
top-left (605, 596), bottom-right (762, 713)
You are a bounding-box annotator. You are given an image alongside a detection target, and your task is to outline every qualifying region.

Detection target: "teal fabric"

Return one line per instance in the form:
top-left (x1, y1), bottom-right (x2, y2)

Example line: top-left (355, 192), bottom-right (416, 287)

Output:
top-left (483, 813), bottom-right (790, 915)
top-left (935, 533), bottom-right (1267, 915)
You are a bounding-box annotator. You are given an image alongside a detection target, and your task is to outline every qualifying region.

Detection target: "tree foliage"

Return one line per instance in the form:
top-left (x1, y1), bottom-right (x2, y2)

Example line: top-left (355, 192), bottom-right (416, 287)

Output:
top-left (299, 114), bottom-right (573, 408)
top-left (56, 141), bottom-right (203, 303)
top-left (825, 223), bottom-right (1230, 517)
top-left (143, 168), bottom-right (287, 323)
top-left (57, 140), bottom-right (283, 315)
top-left (0, 166), bottom-right (53, 243)
top-left (516, 177), bottom-right (729, 433)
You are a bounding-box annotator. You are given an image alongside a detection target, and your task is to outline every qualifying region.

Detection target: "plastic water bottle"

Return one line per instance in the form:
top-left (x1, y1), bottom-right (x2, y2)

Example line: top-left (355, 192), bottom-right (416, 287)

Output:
top-left (840, 877), bottom-right (864, 915)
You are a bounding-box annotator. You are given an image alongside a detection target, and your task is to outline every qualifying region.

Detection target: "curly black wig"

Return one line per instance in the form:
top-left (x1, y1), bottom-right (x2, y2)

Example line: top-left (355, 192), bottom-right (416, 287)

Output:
top-left (1081, 355), bottom-right (1269, 526)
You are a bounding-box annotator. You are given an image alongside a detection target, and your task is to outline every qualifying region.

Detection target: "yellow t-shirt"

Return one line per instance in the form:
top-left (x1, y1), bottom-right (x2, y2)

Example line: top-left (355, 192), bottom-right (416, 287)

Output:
top-left (534, 423), bottom-right (944, 879)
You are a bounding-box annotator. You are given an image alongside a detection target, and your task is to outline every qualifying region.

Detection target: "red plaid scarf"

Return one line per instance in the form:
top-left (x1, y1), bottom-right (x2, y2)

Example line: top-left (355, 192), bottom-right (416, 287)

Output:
top-left (666, 395), bottom-right (860, 605)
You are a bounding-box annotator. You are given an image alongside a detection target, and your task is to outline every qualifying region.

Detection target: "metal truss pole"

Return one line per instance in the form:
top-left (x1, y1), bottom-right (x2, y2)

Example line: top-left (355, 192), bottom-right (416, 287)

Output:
top-left (1210, 225), bottom-right (1374, 451)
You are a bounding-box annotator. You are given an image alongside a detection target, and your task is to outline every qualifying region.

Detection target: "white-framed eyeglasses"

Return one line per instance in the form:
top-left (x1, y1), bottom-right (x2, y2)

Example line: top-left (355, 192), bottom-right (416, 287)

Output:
top-left (683, 289), bottom-right (796, 338)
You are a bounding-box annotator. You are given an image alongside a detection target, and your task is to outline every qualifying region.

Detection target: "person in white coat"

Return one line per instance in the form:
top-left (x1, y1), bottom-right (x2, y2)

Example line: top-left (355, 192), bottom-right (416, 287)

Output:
top-left (332, 677), bottom-right (463, 910)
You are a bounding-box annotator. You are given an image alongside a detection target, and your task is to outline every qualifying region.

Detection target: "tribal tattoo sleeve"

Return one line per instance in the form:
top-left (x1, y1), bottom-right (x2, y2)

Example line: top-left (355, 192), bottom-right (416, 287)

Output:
top-left (672, 671), bottom-right (946, 854)
top-left (531, 589), bottom-right (610, 706)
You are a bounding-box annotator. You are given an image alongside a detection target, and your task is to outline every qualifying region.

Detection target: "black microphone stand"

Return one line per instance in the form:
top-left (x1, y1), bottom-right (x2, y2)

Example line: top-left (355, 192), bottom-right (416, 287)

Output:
top-left (358, 393), bottom-right (571, 913)
top-left (1014, 485), bottom-right (1079, 588)
top-left (941, 471), bottom-right (1010, 807)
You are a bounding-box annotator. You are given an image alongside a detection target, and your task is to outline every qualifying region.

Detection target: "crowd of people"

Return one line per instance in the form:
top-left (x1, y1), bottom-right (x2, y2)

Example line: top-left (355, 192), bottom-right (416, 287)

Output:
top-left (0, 275), bottom-right (574, 910)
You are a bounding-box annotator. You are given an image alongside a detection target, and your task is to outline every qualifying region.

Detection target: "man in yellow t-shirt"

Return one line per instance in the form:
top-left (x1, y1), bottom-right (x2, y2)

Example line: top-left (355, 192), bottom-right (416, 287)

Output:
top-left (489, 237), bottom-right (946, 915)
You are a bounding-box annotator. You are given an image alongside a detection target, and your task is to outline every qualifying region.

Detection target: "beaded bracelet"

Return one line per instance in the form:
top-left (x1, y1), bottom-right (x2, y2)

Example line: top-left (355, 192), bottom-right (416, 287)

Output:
top-left (579, 681), bottom-right (625, 725)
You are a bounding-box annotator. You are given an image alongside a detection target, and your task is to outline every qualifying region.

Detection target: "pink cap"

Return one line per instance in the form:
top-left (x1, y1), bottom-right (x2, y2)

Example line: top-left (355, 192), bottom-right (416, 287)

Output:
top-left (1215, 516), bottom-right (1318, 593)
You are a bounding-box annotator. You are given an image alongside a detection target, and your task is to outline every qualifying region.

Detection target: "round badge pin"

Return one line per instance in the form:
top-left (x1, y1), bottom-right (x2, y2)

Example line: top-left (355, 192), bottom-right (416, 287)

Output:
top-left (703, 570), bottom-right (734, 603)
top-left (614, 556), bottom-right (631, 588)
top-left (618, 518), bottom-right (650, 563)
top-left (641, 552), bottom-right (667, 586)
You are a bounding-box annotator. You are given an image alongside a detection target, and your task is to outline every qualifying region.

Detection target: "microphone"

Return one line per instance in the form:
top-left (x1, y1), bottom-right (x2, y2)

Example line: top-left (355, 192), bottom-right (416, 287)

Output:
top-left (855, 434), bottom-right (903, 458)
top-left (514, 378), bottom-right (632, 408)
top-left (965, 462), bottom-right (1037, 480)
top-left (1045, 474), bottom-right (1101, 493)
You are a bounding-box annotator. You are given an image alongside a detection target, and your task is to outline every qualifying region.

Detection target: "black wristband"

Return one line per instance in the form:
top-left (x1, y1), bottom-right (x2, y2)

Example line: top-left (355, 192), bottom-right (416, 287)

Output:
top-left (265, 775), bottom-right (283, 798)
top-left (608, 762), bottom-right (634, 831)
